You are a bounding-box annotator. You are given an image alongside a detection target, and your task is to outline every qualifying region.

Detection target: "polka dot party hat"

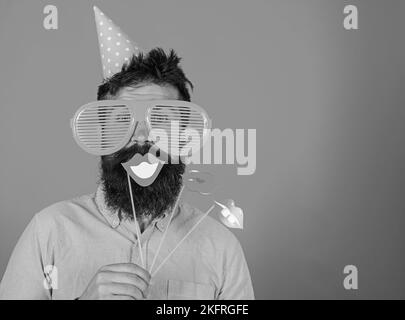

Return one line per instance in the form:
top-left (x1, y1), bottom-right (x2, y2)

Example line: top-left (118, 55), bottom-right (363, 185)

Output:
top-left (93, 6), bottom-right (141, 79)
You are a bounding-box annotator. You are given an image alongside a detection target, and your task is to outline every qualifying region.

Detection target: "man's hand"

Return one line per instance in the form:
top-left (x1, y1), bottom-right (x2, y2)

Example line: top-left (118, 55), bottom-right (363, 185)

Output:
top-left (78, 263), bottom-right (151, 300)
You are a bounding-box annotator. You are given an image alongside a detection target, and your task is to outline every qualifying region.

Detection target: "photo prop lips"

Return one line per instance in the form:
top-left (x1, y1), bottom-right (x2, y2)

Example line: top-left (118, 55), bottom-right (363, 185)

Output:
top-left (121, 153), bottom-right (165, 187)
top-left (215, 199), bottom-right (244, 229)
top-left (183, 169), bottom-right (216, 195)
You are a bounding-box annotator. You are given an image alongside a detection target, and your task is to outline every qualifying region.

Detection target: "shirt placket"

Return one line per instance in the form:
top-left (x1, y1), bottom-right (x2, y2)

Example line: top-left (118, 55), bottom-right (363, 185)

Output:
top-left (129, 222), bottom-right (157, 270)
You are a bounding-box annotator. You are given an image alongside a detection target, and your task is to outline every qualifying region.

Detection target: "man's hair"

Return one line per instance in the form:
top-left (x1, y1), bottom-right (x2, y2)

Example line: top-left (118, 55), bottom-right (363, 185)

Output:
top-left (97, 48), bottom-right (193, 101)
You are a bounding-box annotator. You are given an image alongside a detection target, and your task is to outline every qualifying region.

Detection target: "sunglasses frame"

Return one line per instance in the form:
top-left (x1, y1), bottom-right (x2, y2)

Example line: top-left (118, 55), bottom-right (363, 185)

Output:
top-left (71, 99), bottom-right (212, 156)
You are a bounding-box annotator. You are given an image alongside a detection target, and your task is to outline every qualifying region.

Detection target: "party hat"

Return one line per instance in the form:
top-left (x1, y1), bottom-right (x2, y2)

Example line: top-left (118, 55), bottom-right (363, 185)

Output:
top-left (93, 6), bottom-right (141, 78)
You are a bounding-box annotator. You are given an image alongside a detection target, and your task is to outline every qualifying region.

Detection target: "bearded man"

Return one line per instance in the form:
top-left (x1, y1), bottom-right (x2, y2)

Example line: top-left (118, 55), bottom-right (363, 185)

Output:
top-left (0, 48), bottom-right (254, 300)
top-left (0, 7), bottom-right (254, 300)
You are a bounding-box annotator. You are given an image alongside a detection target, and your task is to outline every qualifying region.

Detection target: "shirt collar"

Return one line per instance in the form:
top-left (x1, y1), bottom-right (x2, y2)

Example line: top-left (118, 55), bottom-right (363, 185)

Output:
top-left (154, 205), bottom-right (180, 232)
top-left (94, 184), bottom-right (180, 232)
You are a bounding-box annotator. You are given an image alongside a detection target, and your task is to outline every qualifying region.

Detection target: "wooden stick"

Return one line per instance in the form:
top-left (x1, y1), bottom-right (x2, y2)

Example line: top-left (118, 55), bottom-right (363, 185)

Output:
top-left (151, 204), bottom-right (215, 277)
top-left (127, 173), bottom-right (145, 268)
top-left (149, 185), bottom-right (184, 273)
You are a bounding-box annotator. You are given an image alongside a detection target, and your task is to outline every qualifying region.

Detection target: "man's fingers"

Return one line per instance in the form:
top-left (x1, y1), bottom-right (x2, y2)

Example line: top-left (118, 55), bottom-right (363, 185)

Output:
top-left (107, 295), bottom-right (135, 300)
top-left (101, 263), bottom-right (151, 283)
top-left (99, 271), bottom-right (149, 292)
top-left (108, 282), bottom-right (144, 300)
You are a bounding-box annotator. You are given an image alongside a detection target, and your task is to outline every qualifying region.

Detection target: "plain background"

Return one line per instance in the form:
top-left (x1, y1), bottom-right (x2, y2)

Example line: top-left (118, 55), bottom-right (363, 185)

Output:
top-left (1, 0), bottom-right (405, 299)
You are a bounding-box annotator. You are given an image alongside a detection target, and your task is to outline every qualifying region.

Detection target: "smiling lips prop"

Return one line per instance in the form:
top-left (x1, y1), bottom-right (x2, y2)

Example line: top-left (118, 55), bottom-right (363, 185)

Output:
top-left (183, 169), bottom-right (215, 195)
top-left (214, 199), bottom-right (244, 229)
top-left (121, 153), bottom-right (165, 187)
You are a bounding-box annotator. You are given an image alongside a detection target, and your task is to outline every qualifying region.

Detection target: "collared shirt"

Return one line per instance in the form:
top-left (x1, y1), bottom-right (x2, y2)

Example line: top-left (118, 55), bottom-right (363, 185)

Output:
top-left (0, 185), bottom-right (254, 300)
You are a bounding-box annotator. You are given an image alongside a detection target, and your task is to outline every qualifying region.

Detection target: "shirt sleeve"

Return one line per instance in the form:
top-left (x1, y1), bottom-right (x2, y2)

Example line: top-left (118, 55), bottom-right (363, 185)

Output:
top-left (218, 236), bottom-right (255, 300)
top-left (0, 214), bottom-right (52, 300)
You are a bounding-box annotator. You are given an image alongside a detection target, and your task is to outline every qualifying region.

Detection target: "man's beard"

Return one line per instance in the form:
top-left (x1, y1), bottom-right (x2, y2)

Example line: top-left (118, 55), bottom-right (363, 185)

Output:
top-left (100, 144), bottom-right (185, 221)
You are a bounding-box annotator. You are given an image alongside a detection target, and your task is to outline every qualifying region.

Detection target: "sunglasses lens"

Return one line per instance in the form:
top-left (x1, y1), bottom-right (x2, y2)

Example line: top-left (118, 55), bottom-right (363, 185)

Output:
top-left (149, 104), bottom-right (208, 156)
top-left (73, 104), bottom-right (133, 155)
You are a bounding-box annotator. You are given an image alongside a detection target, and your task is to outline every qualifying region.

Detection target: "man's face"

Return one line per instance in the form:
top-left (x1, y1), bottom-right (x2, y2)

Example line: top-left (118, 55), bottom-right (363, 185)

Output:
top-left (100, 83), bottom-right (185, 221)
top-left (115, 83), bottom-right (180, 149)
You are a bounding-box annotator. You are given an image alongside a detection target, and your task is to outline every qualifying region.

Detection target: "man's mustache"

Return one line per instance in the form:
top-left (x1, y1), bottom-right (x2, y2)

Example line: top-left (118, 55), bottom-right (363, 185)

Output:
top-left (103, 143), bottom-right (155, 167)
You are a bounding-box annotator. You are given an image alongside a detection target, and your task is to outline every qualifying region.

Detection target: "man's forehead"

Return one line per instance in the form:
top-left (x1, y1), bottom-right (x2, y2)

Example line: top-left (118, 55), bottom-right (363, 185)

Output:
top-left (115, 83), bottom-right (180, 100)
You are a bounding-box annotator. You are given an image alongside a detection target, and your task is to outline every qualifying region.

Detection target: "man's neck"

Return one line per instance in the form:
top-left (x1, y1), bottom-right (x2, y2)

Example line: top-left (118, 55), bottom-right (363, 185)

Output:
top-left (137, 215), bottom-right (154, 233)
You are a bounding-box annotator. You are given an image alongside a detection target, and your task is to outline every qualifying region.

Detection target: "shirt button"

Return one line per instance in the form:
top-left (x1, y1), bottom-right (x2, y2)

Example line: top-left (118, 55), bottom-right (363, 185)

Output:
top-left (112, 217), bottom-right (119, 228)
